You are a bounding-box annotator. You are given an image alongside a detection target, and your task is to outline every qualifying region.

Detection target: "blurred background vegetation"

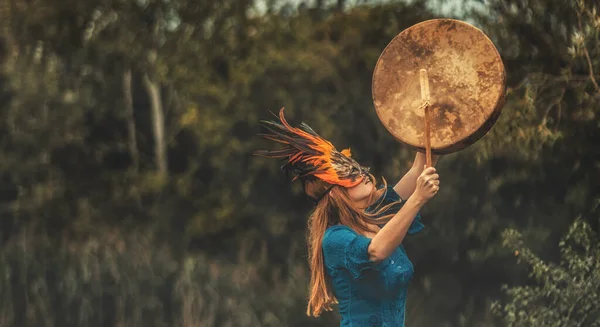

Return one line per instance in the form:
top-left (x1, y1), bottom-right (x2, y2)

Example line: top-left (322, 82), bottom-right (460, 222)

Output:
top-left (0, 0), bottom-right (598, 326)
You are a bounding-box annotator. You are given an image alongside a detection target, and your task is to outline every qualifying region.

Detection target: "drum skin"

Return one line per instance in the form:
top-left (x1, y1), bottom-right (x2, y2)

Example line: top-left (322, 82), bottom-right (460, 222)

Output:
top-left (372, 19), bottom-right (507, 154)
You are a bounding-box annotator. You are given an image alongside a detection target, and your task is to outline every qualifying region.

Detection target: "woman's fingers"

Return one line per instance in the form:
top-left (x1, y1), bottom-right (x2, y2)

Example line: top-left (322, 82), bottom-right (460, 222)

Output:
top-left (428, 181), bottom-right (440, 193)
top-left (418, 167), bottom-right (441, 198)
top-left (421, 167), bottom-right (437, 178)
top-left (423, 174), bottom-right (439, 182)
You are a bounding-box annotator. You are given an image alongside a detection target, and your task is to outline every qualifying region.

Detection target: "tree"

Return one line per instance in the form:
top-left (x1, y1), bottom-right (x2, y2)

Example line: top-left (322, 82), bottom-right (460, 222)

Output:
top-left (492, 218), bottom-right (600, 326)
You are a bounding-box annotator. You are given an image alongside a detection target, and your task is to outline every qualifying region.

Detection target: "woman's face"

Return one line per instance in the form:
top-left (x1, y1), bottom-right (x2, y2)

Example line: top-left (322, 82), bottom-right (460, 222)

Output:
top-left (346, 176), bottom-right (375, 206)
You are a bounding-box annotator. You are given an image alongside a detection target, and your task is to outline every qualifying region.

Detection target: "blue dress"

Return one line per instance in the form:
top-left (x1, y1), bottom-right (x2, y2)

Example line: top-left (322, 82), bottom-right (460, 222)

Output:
top-left (322, 185), bottom-right (424, 327)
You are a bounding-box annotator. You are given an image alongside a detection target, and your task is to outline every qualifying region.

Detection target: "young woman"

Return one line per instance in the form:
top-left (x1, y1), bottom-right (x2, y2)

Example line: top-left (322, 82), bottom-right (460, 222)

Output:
top-left (255, 108), bottom-right (440, 327)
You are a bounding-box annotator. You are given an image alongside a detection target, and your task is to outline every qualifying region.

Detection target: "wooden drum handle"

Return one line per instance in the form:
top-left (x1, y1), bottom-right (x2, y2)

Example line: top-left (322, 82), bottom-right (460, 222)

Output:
top-left (420, 69), bottom-right (432, 168)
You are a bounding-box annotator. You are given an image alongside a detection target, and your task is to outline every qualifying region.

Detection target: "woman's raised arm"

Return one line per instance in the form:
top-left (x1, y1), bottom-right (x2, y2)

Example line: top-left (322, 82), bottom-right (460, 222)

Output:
top-left (369, 166), bottom-right (439, 262)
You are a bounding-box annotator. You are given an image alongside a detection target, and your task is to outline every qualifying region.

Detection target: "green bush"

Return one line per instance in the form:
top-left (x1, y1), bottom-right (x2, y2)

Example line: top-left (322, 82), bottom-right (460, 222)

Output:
top-left (492, 219), bottom-right (600, 327)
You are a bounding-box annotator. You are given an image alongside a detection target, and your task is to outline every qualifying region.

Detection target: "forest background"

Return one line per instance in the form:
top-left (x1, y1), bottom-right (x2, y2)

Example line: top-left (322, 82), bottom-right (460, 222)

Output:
top-left (0, 0), bottom-right (598, 326)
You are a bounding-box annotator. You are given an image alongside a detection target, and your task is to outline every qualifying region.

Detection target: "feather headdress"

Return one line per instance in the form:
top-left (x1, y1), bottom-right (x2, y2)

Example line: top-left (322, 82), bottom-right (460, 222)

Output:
top-left (253, 108), bottom-right (370, 188)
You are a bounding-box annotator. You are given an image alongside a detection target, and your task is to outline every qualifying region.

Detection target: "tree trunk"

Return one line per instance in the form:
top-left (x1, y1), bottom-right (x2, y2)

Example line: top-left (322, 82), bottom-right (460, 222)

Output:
top-left (123, 68), bottom-right (139, 172)
top-left (0, 0), bottom-right (15, 65)
top-left (142, 73), bottom-right (167, 174)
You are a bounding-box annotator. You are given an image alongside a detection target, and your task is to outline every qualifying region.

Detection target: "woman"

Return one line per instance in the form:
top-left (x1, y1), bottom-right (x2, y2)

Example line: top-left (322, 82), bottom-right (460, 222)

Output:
top-left (255, 108), bottom-right (440, 327)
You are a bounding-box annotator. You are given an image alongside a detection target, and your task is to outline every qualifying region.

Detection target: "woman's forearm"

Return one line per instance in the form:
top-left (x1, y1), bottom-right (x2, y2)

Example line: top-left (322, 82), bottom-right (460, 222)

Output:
top-left (367, 195), bottom-right (425, 262)
top-left (393, 168), bottom-right (420, 199)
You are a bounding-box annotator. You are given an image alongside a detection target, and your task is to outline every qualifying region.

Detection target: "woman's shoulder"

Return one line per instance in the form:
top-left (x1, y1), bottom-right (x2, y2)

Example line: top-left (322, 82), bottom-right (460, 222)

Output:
top-left (325, 224), bottom-right (355, 233)
top-left (377, 184), bottom-right (402, 201)
top-left (322, 225), bottom-right (362, 250)
top-left (324, 225), bottom-right (357, 241)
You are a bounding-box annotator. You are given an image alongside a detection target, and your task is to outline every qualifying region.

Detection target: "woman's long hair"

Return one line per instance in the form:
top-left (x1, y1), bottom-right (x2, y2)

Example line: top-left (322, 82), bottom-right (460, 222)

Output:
top-left (305, 174), bottom-right (400, 317)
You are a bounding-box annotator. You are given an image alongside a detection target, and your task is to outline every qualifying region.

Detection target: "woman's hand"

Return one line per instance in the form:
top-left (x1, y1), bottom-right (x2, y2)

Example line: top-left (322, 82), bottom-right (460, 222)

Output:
top-left (412, 165), bottom-right (439, 204)
top-left (393, 152), bottom-right (440, 200)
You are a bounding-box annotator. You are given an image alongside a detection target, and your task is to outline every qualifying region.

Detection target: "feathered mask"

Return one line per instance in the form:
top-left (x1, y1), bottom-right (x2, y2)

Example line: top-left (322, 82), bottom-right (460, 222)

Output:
top-left (254, 108), bottom-right (370, 188)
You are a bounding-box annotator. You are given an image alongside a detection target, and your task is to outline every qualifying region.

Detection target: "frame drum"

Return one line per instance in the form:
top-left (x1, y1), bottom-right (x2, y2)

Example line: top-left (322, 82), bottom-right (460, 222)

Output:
top-left (372, 19), bottom-right (506, 154)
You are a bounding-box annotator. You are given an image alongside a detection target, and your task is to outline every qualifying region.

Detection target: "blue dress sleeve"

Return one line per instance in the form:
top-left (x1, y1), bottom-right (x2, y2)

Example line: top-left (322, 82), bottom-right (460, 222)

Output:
top-left (368, 185), bottom-right (425, 235)
top-left (322, 225), bottom-right (381, 279)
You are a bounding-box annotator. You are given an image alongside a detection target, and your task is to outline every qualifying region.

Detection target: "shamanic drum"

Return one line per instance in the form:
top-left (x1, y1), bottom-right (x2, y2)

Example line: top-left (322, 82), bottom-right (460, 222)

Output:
top-left (372, 19), bottom-right (506, 155)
